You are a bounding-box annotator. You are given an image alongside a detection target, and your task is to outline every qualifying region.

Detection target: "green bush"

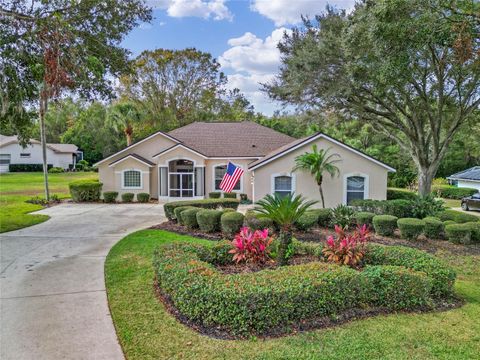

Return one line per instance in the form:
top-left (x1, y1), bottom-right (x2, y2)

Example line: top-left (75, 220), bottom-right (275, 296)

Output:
top-left (240, 193), bottom-right (248, 201)
top-left (423, 217), bottom-right (444, 239)
top-left (223, 192), bottom-right (237, 199)
top-left (330, 204), bottom-right (355, 228)
top-left (354, 212), bottom-right (376, 226)
top-left (437, 209), bottom-right (480, 223)
top-left (121, 192), bottom-right (134, 203)
top-left (445, 223), bottom-right (472, 244)
top-left (181, 208), bottom-right (202, 229)
top-left (196, 209), bottom-right (223, 232)
top-left (221, 211), bottom-right (245, 236)
top-left (463, 222), bottom-right (480, 242)
top-left (295, 211), bottom-right (319, 230)
top-left (137, 193), bottom-right (150, 203)
top-left (69, 180), bottom-right (102, 202)
top-left (164, 198), bottom-right (240, 220)
top-left (432, 185), bottom-right (477, 199)
top-left (313, 208), bottom-right (332, 227)
top-left (387, 188), bottom-right (417, 201)
top-left (76, 159), bottom-right (89, 171)
top-left (443, 220), bottom-right (456, 226)
top-left (411, 194), bottom-right (444, 219)
top-left (209, 192), bottom-right (221, 199)
top-left (103, 191), bottom-right (118, 203)
top-left (48, 167), bottom-right (64, 173)
top-left (352, 199), bottom-right (414, 218)
top-left (397, 218), bottom-right (425, 240)
top-left (9, 163), bottom-right (52, 172)
top-left (372, 215), bottom-right (398, 236)
top-left (174, 206), bottom-right (195, 225)
top-left (243, 210), bottom-right (275, 231)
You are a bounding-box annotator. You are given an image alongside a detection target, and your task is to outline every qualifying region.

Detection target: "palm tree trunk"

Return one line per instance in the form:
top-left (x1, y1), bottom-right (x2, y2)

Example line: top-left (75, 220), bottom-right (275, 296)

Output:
top-left (319, 184), bottom-right (325, 209)
top-left (125, 125), bottom-right (133, 146)
top-left (278, 228), bottom-right (292, 266)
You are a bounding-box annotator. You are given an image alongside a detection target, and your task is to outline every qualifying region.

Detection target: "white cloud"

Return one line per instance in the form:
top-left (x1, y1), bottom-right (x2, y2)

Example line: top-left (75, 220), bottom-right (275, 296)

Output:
top-left (250, 0), bottom-right (356, 26)
top-left (148, 0), bottom-right (232, 21)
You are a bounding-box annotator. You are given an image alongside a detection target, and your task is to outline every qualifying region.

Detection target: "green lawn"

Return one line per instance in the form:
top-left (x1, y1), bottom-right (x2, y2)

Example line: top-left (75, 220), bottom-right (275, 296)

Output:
top-left (0, 171), bottom-right (98, 233)
top-left (105, 230), bottom-right (480, 360)
top-left (441, 198), bottom-right (461, 209)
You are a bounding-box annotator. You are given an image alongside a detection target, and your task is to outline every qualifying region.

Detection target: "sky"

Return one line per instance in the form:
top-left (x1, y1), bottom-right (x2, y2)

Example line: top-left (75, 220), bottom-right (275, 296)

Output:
top-left (122, 0), bottom-right (356, 115)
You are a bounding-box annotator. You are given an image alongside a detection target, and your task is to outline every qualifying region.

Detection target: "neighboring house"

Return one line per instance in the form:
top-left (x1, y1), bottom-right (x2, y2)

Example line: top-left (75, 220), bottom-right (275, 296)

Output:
top-left (447, 166), bottom-right (480, 191)
top-left (0, 135), bottom-right (82, 173)
top-left (95, 121), bottom-right (395, 207)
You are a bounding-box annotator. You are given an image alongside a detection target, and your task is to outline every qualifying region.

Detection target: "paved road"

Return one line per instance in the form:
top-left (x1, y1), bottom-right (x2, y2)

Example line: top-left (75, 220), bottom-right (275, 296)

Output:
top-left (452, 207), bottom-right (480, 217)
top-left (0, 203), bottom-right (165, 360)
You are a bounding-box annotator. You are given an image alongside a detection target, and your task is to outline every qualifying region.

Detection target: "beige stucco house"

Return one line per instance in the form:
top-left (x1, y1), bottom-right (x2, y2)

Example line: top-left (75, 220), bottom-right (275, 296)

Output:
top-left (94, 121), bottom-right (395, 207)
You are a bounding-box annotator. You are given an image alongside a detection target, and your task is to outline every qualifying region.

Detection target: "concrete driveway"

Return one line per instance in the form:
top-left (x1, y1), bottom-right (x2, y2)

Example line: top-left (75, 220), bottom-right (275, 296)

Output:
top-left (0, 203), bottom-right (165, 360)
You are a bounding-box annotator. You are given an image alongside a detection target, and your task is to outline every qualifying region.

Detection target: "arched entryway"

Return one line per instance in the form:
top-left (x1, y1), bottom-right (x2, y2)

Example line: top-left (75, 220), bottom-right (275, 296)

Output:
top-left (159, 159), bottom-right (205, 199)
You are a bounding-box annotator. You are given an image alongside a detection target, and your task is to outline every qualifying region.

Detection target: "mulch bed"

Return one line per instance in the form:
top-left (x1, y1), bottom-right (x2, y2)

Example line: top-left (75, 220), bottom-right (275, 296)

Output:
top-left (150, 221), bottom-right (224, 240)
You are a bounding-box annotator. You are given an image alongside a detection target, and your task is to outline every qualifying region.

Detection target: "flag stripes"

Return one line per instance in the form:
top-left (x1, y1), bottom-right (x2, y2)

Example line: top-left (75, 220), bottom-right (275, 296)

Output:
top-left (219, 162), bottom-right (244, 193)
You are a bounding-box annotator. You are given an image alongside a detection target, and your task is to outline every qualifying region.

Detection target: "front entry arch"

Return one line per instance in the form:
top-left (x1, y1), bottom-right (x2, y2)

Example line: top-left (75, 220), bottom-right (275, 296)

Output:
top-left (158, 159), bottom-right (205, 199)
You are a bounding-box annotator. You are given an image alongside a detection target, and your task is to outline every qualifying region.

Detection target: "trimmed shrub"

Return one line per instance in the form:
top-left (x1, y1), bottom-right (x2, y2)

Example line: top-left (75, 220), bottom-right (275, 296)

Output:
top-left (223, 192), bottom-right (237, 199)
top-left (137, 193), bottom-right (150, 203)
top-left (121, 193), bottom-right (134, 203)
top-left (372, 215), bottom-right (398, 236)
top-left (295, 211), bottom-right (319, 231)
top-left (181, 208), bottom-right (202, 229)
top-left (221, 211), bottom-right (245, 236)
top-left (243, 210), bottom-right (275, 231)
top-left (314, 208), bottom-right (332, 227)
top-left (354, 212), bottom-right (376, 226)
top-left (443, 220), bottom-right (456, 226)
top-left (48, 167), bottom-right (64, 173)
top-left (397, 218), bottom-right (425, 240)
top-left (463, 222), bottom-right (480, 242)
top-left (69, 180), bottom-right (102, 202)
top-left (209, 192), bottom-right (221, 199)
top-left (432, 185), bottom-right (477, 199)
top-left (196, 209), bottom-right (223, 232)
top-left (222, 208), bottom-right (236, 213)
top-left (174, 206), bottom-right (195, 225)
top-left (387, 188), bottom-right (417, 201)
top-left (164, 198), bottom-right (240, 220)
top-left (445, 223), bottom-right (472, 244)
top-left (9, 163), bottom-right (52, 172)
top-left (423, 217), bottom-right (444, 239)
top-left (103, 191), bottom-right (118, 203)
top-left (352, 199), bottom-right (414, 218)
top-left (437, 209), bottom-right (480, 223)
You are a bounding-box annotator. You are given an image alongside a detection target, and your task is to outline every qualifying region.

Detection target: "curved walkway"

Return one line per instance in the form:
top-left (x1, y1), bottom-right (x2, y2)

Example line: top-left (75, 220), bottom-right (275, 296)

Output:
top-left (0, 203), bottom-right (165, 360)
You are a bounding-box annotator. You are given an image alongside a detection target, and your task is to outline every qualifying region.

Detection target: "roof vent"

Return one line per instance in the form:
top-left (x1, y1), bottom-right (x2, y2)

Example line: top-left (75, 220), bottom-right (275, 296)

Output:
top-left (252, 144), bottom-right (256, 147)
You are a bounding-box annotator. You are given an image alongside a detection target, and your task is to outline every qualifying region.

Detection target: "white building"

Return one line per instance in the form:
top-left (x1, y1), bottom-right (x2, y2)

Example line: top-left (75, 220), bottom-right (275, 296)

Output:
top-left (447, 166), bottom-right (480, 191)
top-left (0, 135), bottom-right (82, 173)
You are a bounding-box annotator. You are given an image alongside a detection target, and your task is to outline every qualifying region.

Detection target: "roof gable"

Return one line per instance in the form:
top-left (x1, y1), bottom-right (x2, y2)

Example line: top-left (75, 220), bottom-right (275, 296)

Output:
top-left (109, 153), bottom-right (155, 167)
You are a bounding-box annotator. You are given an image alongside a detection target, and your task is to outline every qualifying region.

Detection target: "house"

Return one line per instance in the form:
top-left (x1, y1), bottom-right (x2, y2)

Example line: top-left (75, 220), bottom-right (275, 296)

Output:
top-left (0, 135), bottom-right (82, 173)
top-left (447, 166), bottom-right (480, 191)
top-left (94, 121), bottom-right (395, 206)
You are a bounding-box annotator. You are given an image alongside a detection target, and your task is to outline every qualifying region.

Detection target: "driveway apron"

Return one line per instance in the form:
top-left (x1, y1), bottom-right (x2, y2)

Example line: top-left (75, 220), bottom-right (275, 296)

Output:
top-left (0, 203), bottom-right (165, 360)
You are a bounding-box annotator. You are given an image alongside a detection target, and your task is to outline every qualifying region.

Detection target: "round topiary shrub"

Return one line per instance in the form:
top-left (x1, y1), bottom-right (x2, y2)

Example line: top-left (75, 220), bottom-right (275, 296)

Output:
top-left (103, 191), bottom-right (118, 203)
top-left (354, 212), bottom-right (376, 226)
top-left (423, 217), bottom-right (444, 239)
top-left (209, 192), bottom-right (221, 199)
top-left (463, 222), bottom-right (480, 243)
top-left (315, 208), bottom-right (332, 227)
top-left (196, 209), bottom-right (223, 232)
top-left (181, 208), bottom-right (202, 229)
top-left (372, 215), bottom-right (398, 236)
top-left (445, 223), bottom-right (472, 244)
top-left (397, 218), bottom-right (425, 240)
top-left (137, 192), bottom-right (150, 203)
top-left (48, 167), bottom-right (64, 174)
top-left (69, 180), bottom-right (103, 202)
top-left (222, 208), bottom-right (236, 214)
top-left (437, 209), bottom-right (479, 223)
top-left (221, 211), bottom-right (245, 236)
top-left (174, 206), bottom-right (195, 225)
top-left (243, 210), bottom-right (274, 231)
top-left (295, 211), bottom-right (319, 231)
top-left (223, 192), bottom-right (237, 199)
top-left (121, 192), bottom-right (134, 203)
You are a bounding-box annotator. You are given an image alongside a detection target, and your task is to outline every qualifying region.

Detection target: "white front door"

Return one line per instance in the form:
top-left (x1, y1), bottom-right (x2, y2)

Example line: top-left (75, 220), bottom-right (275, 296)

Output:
top-left (0, 154), bottom-right (11, 173)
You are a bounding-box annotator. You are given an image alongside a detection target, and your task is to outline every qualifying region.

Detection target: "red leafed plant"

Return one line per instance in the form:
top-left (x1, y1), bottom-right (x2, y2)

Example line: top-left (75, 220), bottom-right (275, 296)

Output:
top-left (229, 227), bottom-right (273, 264)
top-left (322, 224), bottom-right (370, 267)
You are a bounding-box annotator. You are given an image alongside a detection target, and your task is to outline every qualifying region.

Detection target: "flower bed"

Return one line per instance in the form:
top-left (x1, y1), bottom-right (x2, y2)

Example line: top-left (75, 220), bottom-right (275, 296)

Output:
top-left (154, 241), bottom-right (456, 337)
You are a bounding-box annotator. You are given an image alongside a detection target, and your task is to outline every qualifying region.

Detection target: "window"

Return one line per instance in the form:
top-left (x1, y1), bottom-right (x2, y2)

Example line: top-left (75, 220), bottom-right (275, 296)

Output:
top-left (0, 154), bottom-right (11, 165)
top-left (273, 175), bottom-right (293, 198)
top-left (123, 170), bottom-right (142, 189)
top-left (346, 176), bottom-right (365, 205)
top-left (20, 153), bottom-right (31, 158)
top-left (214, 165), bottom-right (241, 191)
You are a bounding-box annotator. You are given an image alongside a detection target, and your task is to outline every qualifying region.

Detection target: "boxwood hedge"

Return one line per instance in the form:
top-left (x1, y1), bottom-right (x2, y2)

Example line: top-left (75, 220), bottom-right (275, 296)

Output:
top-left (387, 188), bottom-right (418, 201)
top-left (181, 208), bottom-right (202, 229)
top-left (103, 191), bottom-right (118, 203)
top-left (354, 212), bottom-right (376, 226)
top-left (154, 242), bottom-right (444, 336)
top-left (437, 209), bottom-right (479, 224)
top-left (244, 210), bottom-right (275, 231)
top-left (423, 217), bottom-right (444, 239)
top-left (221, 211), bottom-right (245, 236)
top-left (432, 185), bottom-right (477, 199)
top-left (445, 223), bottom-right (472, 244)
top-left (69, 180), bottom-right (103, 202)
top-left (174, 206), bottom-right (196, 225)
top-left (196, 209), bottom-right (223, 232)
top-left (397, 218), bottom-right (425, 240)
top-left (372, 215), bottom-right (398, 236)
top-left (164, 198), bottom-right (240, 220)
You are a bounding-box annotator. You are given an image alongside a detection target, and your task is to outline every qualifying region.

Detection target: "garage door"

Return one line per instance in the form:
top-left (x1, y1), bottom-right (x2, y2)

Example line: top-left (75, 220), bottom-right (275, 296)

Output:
top-left (0, 154), bottom-right (11, 173)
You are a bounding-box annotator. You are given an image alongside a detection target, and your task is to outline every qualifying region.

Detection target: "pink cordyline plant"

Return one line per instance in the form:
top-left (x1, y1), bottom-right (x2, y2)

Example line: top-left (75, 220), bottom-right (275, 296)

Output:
top-left (323, 224), bottom-right (370, 267)
top-left (229, 227), bottom-right (273, 264)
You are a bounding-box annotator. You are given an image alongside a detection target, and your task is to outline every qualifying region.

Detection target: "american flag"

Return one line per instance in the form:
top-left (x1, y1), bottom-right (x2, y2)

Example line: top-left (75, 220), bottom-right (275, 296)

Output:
top-left (219, 162), bottom-right (244, 193)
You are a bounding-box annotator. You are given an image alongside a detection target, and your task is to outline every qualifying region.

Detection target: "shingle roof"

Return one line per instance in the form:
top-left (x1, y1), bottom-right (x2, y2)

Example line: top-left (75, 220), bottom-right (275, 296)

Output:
top-left (0, 134), bottom-right (78, 153)
top-left (167, 122), bottom-right (295, 157)
top-left (448, 166), bottom-right (480, 181)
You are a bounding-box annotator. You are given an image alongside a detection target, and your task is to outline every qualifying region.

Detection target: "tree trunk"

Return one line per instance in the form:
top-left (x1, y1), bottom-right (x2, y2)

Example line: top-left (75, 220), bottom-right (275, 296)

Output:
top-left (277, 228), bottom-right (292, 266)
top-left (318, 184), bottom-right (325, 208)
top-left (417, 166), bottom-right (434, 198)
top-left (39, 90), bottom-right (50, 201)
top-left (125, 126), bottom-right (133, 146)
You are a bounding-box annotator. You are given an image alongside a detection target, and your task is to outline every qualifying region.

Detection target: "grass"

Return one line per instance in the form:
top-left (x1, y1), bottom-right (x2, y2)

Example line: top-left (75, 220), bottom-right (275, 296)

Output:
top-left (0, 171), bottom-right (98, 233)
top-left (441, 198), bottom-right (461, 209)
top-left (105, 230), bottom-right (480, 360)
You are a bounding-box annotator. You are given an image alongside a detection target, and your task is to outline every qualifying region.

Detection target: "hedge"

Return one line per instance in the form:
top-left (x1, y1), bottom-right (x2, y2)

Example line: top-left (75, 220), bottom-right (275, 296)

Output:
top-left (372, 215), bottom-right (398, 236)
top-left (223, 192), bottom-right (237, 199)
top-left (387, 188), bottom-right (417, 201)
top-left (103, 191), bottom-right (118, 203)
top-left (432, 185), bottom-right (477, 199)
top-left (69, 180), bottom-right (102, 202)
top-left (153, 242), bottom-right (452, 336)
top-left (312, 208), bottom-right (332, 227)
top-left (196, 209), bottom-right (223, 232)
top-left (221, 211), bottom-right (245, 236)
top-left (121, 193), bottom-right (134, 203)
top-left (164, 198), bottom-right (240, 220)
top-left (181, 208), bottom-right (203, 229)
top-left (137, 193), bottom-right (150, 203)
top-left (174, 206), bottom-right (196, 225)
top-left (352, 199), bottom-right (414, 218)
top-left (397, 218), bottom-right (425, 240)
top-left (354, 212), bottom-right (376, 226)
top-left (437, 209), bottom-right (479, 224)
top-left (295, 211), bottom-right (320, 231)
top-left (244, 210), bottom-right (275, 231)
top-left (48, 167), bottom-right (64, 173)
top-left (445, 223), bottom-right (472, 244)
top-left (423, 217), bottom-right (444, 239)
top-left (9, 163), bottom-right (52, 172)
top-left (209, 192), bottom-right (221, 199)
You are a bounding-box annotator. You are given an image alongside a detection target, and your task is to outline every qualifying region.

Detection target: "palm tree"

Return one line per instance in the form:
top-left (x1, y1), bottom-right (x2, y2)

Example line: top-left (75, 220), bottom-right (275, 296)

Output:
top-left (107, 102), bottom-right (142, 146)
top-left (256, 193), bottom-right (317, 265)
top-left (293, 145), bottom-right (341, 208)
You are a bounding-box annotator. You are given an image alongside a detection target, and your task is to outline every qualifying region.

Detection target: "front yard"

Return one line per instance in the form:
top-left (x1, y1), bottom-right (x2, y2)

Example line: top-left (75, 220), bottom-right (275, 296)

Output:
top-left (0, 172), bottom-right (98, 233)
top-left (105, 230), bottom-right (480, 360)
